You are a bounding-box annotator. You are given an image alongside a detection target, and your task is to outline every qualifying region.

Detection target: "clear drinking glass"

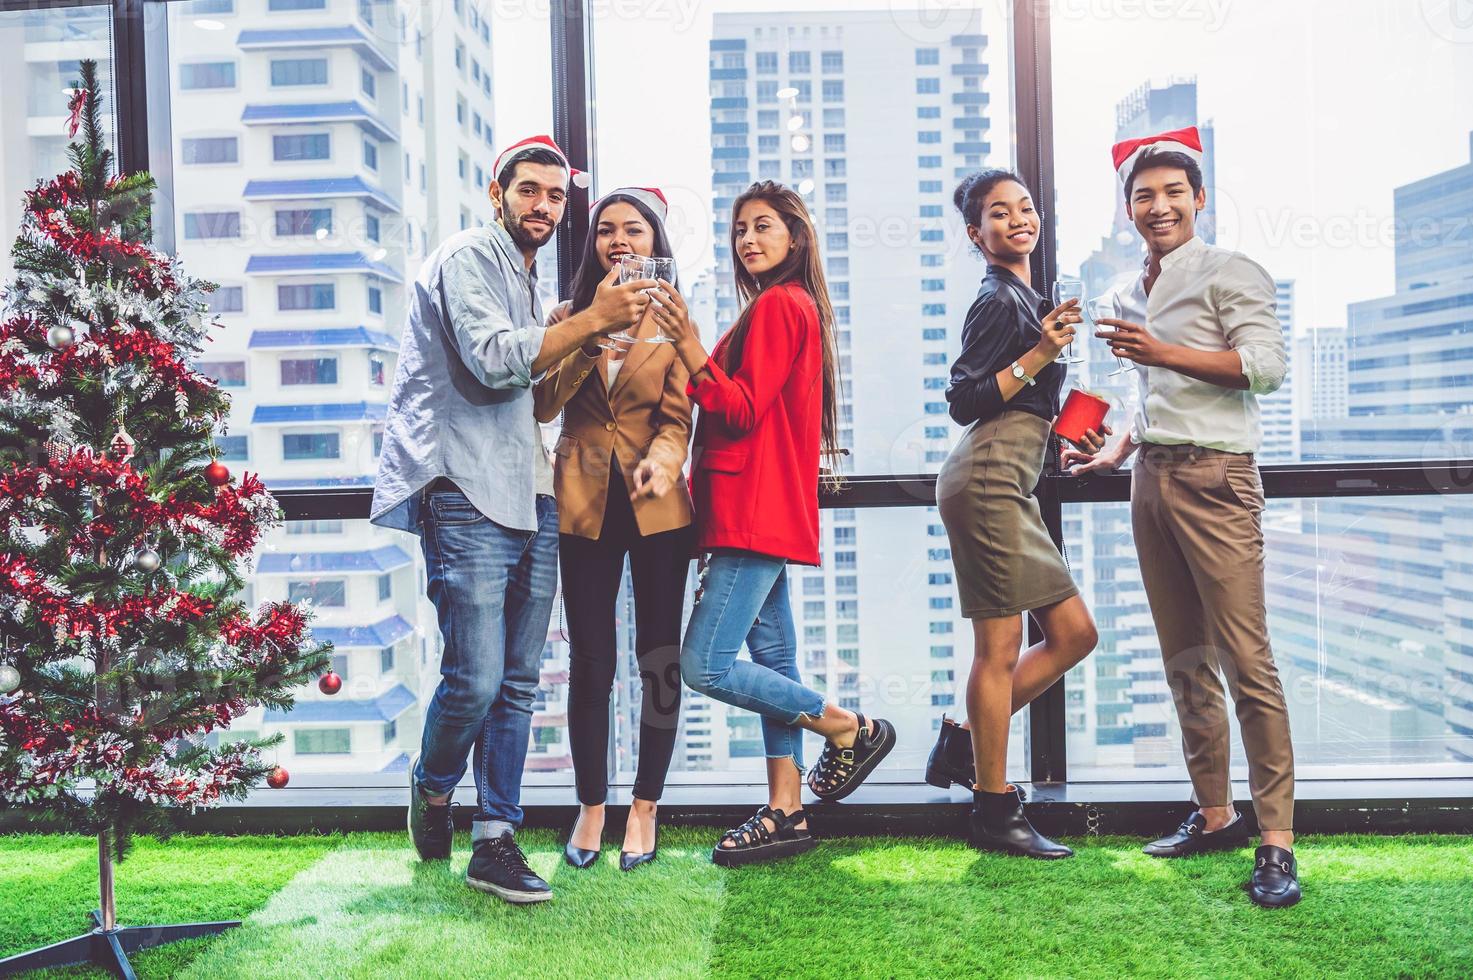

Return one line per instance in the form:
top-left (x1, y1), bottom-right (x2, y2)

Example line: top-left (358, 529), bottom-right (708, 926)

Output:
top-left (1051, 278), bottom-right (1085, 364)
top-left (1087, 293), bottom-right (1133, 376)
top-left (641, 256), bottom-right (677, 344)
top-left (604, 254), bottom-right (678, 346)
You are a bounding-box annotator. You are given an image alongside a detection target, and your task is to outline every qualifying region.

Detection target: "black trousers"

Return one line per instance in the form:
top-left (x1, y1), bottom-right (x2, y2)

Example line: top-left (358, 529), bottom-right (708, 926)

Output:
top-left (559, 467), bottom-right (693, 805)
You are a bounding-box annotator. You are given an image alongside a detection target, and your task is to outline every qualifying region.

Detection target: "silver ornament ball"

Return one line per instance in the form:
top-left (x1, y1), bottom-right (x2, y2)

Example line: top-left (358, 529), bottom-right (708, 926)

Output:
top-left (0, 665), bottom-right (19, 694)
top-left (135, 548), bottom-right (161, 572)
top-left (47, 324), bottom-right (75, 349)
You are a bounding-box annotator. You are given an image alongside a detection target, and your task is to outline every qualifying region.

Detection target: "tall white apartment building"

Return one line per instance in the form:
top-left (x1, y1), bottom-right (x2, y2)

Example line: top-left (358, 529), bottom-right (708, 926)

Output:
top-left (1295, 327), bottom-right (1349, 423)
top-left (160, 0), bottom-right (570, 775)
top-left (707, 9), bottom-right (1005, 772)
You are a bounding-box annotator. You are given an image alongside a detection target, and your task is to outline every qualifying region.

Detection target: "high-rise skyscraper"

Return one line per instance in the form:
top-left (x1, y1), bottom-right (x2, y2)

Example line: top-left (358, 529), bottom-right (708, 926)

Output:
top-left (1269, 133), bottom-right (1473, 765)
top-left (1295, 327), bottom-right (1348, 422)
top-left (1066, 78), bottom-right (1223, 773)
top-left (705, 9), bottom-right (1007, 771)
top-left (1258, 279), bottom-right (1299, 463)
top-left (155, 0), bottom-right (578, 776)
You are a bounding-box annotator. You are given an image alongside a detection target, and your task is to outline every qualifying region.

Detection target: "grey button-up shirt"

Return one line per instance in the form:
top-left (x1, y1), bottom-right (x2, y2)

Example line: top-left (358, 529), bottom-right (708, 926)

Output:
top-left (371, 219), bottom-right (555, 535)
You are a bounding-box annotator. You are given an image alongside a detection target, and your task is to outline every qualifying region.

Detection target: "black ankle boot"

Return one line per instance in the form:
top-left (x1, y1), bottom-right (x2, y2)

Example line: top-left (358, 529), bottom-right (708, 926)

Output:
top-left (925, 716), bottom-right (975, 789)
top-left (970, 787), bottom-right (1073, 859)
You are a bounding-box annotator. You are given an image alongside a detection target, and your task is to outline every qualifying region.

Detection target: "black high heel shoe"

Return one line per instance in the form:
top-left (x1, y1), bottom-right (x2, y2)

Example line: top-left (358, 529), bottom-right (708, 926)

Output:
top-left (564, 812), bottom-right (601, 869)
top-left (620, 817), bottom-right (659, 872)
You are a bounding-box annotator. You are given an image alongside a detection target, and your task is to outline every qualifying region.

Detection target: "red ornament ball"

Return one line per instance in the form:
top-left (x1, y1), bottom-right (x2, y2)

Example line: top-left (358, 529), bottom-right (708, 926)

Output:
top-left (266, 767), bottom-right (290, 789)
top-left (203, 460), bottom-right (231, 487)
top-left (318, 671), bottom-right (343, 695)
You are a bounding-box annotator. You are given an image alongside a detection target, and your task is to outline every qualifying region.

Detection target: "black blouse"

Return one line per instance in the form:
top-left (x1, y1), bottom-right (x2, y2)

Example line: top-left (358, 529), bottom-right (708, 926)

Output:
top-left (945, 265), bottom-right (1065, 428)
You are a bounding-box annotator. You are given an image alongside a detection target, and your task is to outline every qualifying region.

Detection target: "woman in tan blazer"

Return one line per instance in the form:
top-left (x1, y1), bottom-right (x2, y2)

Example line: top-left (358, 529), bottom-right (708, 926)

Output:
top-left (534, 187), bottom-right (694, 873)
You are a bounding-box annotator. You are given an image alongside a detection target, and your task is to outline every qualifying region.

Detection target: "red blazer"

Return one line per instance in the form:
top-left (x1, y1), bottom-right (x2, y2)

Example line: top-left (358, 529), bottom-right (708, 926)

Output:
top-left (687, 282), bottom-right (823, 565)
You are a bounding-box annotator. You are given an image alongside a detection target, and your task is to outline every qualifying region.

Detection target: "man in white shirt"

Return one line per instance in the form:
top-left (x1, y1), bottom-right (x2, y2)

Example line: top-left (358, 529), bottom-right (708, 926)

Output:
top-left (1064, 127), bottom-right (1300, 908)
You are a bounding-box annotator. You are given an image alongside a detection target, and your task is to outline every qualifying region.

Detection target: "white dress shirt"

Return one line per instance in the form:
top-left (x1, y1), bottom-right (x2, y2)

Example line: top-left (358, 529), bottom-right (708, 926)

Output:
top-left (1120, 236), bottom-right (1286, 454)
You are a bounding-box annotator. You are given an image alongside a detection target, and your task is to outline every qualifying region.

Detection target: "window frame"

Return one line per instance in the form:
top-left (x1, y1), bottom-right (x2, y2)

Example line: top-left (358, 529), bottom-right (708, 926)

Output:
top-left (68, 0), bottom-right (1471, 808)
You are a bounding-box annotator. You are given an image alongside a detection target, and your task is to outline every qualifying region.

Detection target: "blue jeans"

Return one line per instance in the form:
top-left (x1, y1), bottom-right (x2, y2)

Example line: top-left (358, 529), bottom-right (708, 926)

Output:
top-left (680, 551), bottom-right (826, 769)
top-left (414, 490), bottom-right (558, 829)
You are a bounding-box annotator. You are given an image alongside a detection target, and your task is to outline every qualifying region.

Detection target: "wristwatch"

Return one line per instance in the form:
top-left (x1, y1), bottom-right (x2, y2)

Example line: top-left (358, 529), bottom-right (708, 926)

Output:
top-left (1011, 361), bottom-right (1036, 386)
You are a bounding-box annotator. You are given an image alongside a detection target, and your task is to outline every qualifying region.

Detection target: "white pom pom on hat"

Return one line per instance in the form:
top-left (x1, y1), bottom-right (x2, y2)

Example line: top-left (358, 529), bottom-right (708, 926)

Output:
top-left (493, 134), bottom-right (589, 188)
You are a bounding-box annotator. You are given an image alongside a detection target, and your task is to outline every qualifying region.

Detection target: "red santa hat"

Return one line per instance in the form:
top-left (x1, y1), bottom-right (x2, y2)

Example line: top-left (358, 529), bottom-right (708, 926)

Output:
top-left (593, 186), bottom-right (669, 225)
top-left (1110, 126), bottom-right (1204, 185)
top-left (493, 134), bottom-right (590, 189)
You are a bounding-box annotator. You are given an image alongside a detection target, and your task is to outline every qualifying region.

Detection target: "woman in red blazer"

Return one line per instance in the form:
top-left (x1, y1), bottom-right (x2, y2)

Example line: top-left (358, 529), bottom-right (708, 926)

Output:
top-left (649, 181), bottom-right (895, 867)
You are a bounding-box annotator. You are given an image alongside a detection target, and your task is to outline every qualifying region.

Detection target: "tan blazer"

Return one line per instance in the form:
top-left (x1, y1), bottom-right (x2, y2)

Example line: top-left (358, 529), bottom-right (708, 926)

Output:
top-left (533, 314), bottom-right (694, 540)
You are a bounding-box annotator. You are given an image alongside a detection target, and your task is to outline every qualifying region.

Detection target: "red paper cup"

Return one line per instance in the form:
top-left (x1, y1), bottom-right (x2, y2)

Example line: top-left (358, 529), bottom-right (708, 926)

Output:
top-left (1054, 388), bottom-right (1110, 446)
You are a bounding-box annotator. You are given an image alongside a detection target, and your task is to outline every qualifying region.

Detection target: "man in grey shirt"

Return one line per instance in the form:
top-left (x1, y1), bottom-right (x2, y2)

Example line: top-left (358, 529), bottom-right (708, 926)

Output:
top-left (372, 135), bottom-right (651, 903)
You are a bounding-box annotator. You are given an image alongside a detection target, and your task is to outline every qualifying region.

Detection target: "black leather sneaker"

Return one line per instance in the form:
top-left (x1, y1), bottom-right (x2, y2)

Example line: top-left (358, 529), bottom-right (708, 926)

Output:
top-left (1143, 810), bottom-right (1249, 858)
top-left (407, 758), bottom-right (453, 861)
top-left (466, 833), bottom-right (553, 904)
top-left (1248, 844), bottom-right (1301, 908)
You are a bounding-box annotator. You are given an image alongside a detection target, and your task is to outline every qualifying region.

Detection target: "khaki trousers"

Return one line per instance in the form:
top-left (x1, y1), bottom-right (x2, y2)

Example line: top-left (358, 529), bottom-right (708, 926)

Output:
top-left (1131, 444), bottom-right (1295, 831)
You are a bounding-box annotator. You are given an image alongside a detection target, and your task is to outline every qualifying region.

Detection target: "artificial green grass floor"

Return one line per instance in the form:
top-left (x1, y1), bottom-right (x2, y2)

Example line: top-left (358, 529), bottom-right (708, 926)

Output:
top-left (2, 830), bottom-right (1471, 979)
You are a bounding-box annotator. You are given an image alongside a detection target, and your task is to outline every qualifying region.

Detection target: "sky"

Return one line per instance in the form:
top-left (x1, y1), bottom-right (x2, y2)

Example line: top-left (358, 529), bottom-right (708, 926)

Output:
top-left (494, 0), bottom-right (1473, 330)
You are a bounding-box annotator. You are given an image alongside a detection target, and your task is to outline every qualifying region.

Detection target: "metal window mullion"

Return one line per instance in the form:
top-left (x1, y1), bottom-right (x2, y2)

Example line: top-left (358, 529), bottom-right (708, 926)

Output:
top-left (549, 0), bottom-right (594, 299)
top-left (1013, 0), bottom-right (1067, 785)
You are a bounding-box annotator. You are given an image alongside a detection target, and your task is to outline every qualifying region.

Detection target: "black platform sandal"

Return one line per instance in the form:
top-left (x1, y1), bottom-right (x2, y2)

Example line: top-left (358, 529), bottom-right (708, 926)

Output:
top-left (806, 713), bottom-right (896, 802)
top-left (711, 806), bottom-right (816, 867)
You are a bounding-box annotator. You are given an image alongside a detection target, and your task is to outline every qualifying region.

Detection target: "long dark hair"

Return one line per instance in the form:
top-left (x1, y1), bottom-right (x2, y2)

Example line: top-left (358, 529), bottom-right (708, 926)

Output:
top-left (724, 180), bottom-right (842, 483)
top-left (567, 193), bottom-right (678, 314)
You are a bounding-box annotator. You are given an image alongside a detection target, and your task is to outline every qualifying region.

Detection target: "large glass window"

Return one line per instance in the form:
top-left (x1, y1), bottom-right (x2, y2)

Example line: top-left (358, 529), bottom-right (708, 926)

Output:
top-left (591, 4), bottom-right (1020, 784)
top-left (13, 0), bottom-right (1457, 799)
top-left (1052, 4), bottom-right (1473, 468)
top-left (181, 136), bottom-right (239, 165)
top-left (273, 133), bottom-right (331, 162)
top-left (1065, 496), bottom-right (1473, 777)
top-left (0, 6), bottom-right (115, 284)
top-left (269, 57), bottom-right (328, 87)
top-left (154, 0), bottom-right (552, 781)
top-left (1050, 2), bottom-right (1473, 779)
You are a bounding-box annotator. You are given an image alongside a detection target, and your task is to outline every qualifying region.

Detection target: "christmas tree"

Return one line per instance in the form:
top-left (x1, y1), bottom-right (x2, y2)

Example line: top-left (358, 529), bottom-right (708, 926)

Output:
top-left (0, 60), bottom-right (331, 969)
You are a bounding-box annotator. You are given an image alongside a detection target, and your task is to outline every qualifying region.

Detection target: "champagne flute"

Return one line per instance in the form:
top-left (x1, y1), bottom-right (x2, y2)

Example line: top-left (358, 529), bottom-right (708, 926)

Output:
top-left (1051, 278), bottom-right (1085, 364)
top-left (1087, 293), bottom-right (1134, 376)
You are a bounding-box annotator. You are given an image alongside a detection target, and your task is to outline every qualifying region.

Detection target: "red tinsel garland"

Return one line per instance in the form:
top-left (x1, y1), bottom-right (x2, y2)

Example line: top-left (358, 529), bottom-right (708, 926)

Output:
top-left (0, 313), bottom-right (218, 412)
top-left (0, 450), bottom-right (273, 562)
top-left (24, 173), bottom-right (179, 293)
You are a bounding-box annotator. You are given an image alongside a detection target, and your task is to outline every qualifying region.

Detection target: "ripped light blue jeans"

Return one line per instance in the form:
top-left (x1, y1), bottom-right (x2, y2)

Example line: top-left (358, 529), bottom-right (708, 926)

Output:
top-left (679, 550), bottom-right (826, 768)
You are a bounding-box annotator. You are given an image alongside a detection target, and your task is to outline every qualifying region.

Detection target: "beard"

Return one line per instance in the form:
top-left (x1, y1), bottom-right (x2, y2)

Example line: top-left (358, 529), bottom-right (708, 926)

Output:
top-left (505, 208), bottom-right (556, 250)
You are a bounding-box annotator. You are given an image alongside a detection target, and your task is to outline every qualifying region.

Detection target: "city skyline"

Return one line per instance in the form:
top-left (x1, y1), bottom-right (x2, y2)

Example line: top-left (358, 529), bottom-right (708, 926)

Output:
top-left (1, 1), bottom-right (1470, 784)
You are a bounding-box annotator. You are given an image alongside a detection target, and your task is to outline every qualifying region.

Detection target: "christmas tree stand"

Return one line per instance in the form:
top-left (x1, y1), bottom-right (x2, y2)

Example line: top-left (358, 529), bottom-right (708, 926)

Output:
top-left (0, 830), bottom-right (240, 978)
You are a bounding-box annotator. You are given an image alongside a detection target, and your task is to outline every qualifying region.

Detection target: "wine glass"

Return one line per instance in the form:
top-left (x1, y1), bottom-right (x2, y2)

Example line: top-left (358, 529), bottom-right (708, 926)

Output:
top-left (1051, 278), bottom-right (1085, 364)
top-left (604, 255), bottom-right (679, 346)
top-left (1087, 293), bottom-right (1134, 376)
top-left (641, 256), bottom-right (677, 344)
top-left (599, 255), bottom-right (654, 348)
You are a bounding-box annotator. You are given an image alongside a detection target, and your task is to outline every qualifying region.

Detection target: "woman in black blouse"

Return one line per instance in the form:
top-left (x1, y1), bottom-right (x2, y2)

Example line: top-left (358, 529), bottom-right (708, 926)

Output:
top-left (929, 169), bottom-right (1108, 859)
